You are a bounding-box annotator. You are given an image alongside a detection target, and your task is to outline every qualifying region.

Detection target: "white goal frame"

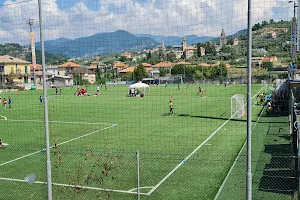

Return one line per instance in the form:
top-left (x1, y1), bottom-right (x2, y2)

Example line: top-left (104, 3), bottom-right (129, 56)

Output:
top-left (231, 94), bottom-right (245, 118)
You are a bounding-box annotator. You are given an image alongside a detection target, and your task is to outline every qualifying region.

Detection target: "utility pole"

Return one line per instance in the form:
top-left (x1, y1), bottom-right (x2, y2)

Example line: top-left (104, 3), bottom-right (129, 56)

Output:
top-left (28, 18), bottom-right (36, 88)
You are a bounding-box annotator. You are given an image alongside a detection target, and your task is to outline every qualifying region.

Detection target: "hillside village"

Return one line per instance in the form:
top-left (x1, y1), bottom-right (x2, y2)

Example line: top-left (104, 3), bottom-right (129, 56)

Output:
top-left (0, 20), bottom-right (292, 88)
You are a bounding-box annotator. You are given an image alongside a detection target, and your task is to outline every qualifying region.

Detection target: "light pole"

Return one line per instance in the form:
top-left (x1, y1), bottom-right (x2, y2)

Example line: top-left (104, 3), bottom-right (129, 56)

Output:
top-left (1, 62), bottom-right (4, 87)
top-left (289, 1), bottom-right (298, 18)
top-left (289, 1), bottom-right (298, 63)
top-left (28, 18), bottom-right (37, 87)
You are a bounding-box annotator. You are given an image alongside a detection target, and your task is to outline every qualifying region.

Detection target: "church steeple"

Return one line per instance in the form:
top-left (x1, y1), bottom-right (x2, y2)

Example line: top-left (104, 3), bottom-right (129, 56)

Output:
top-left (182, 36), bottom-right (187, 50)
top-left (220, 28), bottom-right (227, 46)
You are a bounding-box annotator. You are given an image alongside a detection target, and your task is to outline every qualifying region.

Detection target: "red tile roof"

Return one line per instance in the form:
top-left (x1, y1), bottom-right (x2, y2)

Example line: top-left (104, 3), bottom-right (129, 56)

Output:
top-left (59, 62), bottom-right (80, 68)
top-left (175, 61), bottom-right (192, 65)
top-left (30, 64), bottom-right (42, 71)
top-left (153, 62), bottom-right (173, 68)
top-left (141, 63), bottom-right (152, 67)
top-left (113, 63), bottom-right (128, 68)
top-left (119, 67), bottom-right (135, 73)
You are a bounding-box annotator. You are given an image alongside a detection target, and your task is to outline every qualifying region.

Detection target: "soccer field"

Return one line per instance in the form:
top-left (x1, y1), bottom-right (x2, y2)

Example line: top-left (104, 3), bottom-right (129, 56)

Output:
top-left (0, 83), bottom-right (264, 199)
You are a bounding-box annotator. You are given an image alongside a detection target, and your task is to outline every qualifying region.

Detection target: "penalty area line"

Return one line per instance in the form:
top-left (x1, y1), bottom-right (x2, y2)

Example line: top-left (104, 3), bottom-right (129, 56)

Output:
top-left (0, 124), bottom-right (118, 167)
top-left (147, 86), bottom-right (267, 196)
top-left (5, 119), bottom-right (113, 125)
top-left (0, 177), bottom-right (148, 195)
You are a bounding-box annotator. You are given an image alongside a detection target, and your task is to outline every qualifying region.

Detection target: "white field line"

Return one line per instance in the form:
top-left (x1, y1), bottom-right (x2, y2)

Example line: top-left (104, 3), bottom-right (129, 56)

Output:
top-left (0, 124), bottom-right (117, 167)
top-left (0, 177), bottom-right (148, 195)
top-left (2, 106), bottom-right (42, 112)
top-left (4, 119), bottom-right (112, 125)
top-left (147, 86), bottom-right (267, 196)
top-left (128, 186), bottom-right (154, 192)
top-left (213, 106), bottom-right (266, 200)
top-left (0, 115), bottom-right (7, 120)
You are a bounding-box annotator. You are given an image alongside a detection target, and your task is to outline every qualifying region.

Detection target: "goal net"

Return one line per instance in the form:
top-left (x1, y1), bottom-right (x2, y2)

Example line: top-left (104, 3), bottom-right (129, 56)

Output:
top-left (261, 80), bottom-right (268, 89)
top-left (231, 94), bottom-right (245, 118)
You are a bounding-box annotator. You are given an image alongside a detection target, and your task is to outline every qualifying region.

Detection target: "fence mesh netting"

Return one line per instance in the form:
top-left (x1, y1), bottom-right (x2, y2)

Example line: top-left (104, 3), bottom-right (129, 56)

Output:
top-left (0, 0), bottom-right (297, 199)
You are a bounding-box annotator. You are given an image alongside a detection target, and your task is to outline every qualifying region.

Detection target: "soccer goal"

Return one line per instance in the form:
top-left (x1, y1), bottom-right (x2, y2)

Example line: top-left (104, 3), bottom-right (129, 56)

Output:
top-left (173, 76), bottom-right (183, 84)
top-left (261, 80), bottom-right (268, 89)
top-left (231, 94), bottom-right (245, 118)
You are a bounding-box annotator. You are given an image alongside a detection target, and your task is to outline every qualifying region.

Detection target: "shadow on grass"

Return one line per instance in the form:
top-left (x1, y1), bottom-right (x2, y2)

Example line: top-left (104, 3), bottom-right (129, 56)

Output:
top-left (257, 143), bottom-right (296, 196)
top-left (190, 115), bottom-right (246, 122)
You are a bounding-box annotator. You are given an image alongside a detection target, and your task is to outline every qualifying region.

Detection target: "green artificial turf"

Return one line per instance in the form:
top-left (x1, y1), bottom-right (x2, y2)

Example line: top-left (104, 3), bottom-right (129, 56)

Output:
top-left (0, 83), bottom-right (268, 199)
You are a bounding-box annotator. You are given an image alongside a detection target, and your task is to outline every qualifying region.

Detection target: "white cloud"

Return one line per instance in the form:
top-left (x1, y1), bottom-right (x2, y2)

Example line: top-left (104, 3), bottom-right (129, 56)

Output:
top-left (0, 0), bottom-right (295, 44)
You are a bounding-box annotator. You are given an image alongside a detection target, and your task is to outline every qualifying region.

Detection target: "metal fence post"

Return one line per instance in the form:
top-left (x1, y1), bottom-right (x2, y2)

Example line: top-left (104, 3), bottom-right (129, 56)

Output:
top-left (38, 0), bottom-right (53, 199)
top-left (246, 0), bottom-right (253, 199)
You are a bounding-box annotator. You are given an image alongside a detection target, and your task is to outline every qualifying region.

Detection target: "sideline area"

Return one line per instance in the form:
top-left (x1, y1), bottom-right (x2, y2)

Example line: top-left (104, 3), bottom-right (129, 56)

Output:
top-left (215, 110), bottom-right (295, 200)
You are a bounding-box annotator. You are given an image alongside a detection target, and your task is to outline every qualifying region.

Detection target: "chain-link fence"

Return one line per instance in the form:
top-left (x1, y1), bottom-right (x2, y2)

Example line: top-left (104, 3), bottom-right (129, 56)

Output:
top-left (0, 0), bottom-right (298, 199)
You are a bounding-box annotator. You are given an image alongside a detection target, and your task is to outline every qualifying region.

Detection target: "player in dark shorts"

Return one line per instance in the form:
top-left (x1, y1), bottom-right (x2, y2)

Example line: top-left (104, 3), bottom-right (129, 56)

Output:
top-left (8, 97), bottom-right (12, 108)
top-left (169, 101), bottom-right (174, 114)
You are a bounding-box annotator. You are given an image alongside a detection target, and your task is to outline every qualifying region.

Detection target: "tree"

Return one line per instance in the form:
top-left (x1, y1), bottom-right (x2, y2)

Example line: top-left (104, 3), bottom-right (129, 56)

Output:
top-left (171, 65), bottom-right (184, 74)
top-left (220, 45), bottom-right (231, 54)
top-left (217, 62), bottom-right (228, 80)
top-left (122, 72), bottom-right (133, 81)
top-left (133, 64), bottom-right (148, 81)
top-left (194, 70), bottom-right (204, 81)
top-left (227, 38), bottom-right (234, 45)
top-left (147, 51), bottom-right (152, 59)
top-left (262, 61), bottom-right (273, 68)
top-left (252, 23), bottom-right (261, 31)
top-left (95, 68), bottom-right (101, 83)
top-left (74, 74), bottom-right (81, 85)
top-left (205, 42), bottom-right (217, 56)
top-left (261, 20), bottom-right (268, 27)
top-left (166, 52), bottom-right (176, 62)
top-left (119, 56), bottom-right (127, 62)
top-left (159, 68), bottom-right (167, 76)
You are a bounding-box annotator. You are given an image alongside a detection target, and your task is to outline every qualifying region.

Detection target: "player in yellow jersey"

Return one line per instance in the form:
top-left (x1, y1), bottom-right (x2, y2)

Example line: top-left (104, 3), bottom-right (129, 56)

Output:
top-left (169, 101), bottom-right (174, 114)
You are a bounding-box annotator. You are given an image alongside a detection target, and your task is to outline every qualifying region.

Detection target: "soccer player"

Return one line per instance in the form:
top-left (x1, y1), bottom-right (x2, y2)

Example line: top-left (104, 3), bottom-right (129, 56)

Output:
top-left (97, 86), bottom-right (100, 93)
top-left (55, 87), bottom-right (58, 95)
top-left (266, 101), bottom-right (272, 112)
top-left (3, 98), bottom-right (6, 108)
top-left (0, 139), bottom-right (2, 146)
top-left (198, 86), bottom-right (202, 95)
top-left (169, 101), bottom-right (174, 114)
top-left (8, 97), bottom-right (12, 108)
top-left (39, 96), bottom-right (43, 103)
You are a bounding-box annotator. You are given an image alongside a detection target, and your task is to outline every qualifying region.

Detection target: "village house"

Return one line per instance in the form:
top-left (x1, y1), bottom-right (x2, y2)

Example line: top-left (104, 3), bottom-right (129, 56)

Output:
top-left (152, 62), bottom-right (173, 77)
top-left (58, 61), bottom-right (80, 76)
top-left (46, 65), bottom-right (59, 77)
top-left (67, 68), bottom-right (96, 84)
top-left (233, 38), bottom-right (239, 46)
top-left (30, 64), bottom-right (51, 84)
top-left (171, 37), bottom-right (204, 59)
top-left (88, 62), bottom-right (109, 72)
top-left (251, 56), bottom-right (277, 68)
top-left (121, 52), bottom-right (133, 59)
top-left (0, 55), bottom-right (31, 84)
top-left (113, 62), bottom-right (128, 71)
top-left (118, 67), bottom-right (135, 77)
